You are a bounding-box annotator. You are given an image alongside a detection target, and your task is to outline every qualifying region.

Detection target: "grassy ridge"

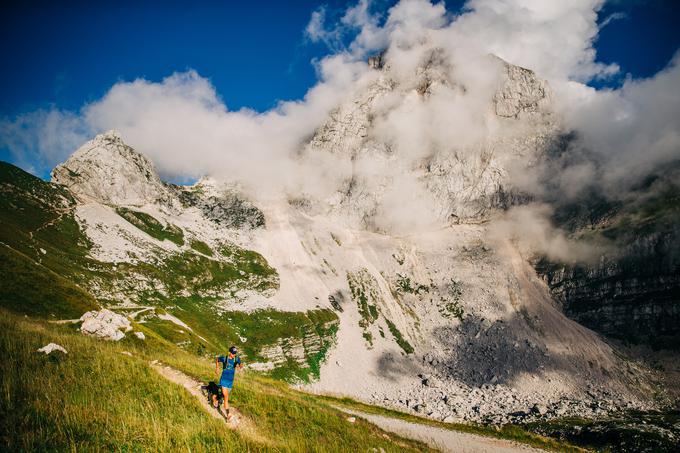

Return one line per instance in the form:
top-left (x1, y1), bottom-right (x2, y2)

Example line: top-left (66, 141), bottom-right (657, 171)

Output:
top-left (0, 310), bottom-right (250, 451)
top-left (0, 310), bottom-right (431, 452)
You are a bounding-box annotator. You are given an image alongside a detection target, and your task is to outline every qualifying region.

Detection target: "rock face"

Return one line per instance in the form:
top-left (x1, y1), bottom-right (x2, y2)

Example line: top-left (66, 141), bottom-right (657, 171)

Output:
top-left (178, 178), bottom-right (265, 229)
top-left (37, 343), bottom-right (68, 354)
top-left (493, 62), bottom-right (550, 118)
top-left (538, 220), bottom-right (680, 350)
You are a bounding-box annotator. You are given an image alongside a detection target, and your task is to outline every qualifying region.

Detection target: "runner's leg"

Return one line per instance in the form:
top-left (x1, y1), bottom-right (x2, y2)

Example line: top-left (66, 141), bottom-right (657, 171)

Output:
top-left (222, 387), bottom-right (230, 414)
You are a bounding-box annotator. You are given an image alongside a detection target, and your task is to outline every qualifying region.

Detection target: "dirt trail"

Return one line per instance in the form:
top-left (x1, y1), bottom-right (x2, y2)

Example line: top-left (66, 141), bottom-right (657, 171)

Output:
top-left (149, 360), bottom-right (253, 432)
top-left (335, 406), bottom-right (546, 453)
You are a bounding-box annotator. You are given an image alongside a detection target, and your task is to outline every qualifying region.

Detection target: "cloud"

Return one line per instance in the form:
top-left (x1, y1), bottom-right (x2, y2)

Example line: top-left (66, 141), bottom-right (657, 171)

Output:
top-left (600, 11), bottom-right (627, 28)
top-left (448, 0), bottom-right (619, 82)
top-left (305, 6), bottom-right (344, 51)
top-left (488, 203), bottom-right (608, 264)
top-left (0, 0), bottom-right (678, 249)
top-left (554, 52), bottom-right (680, 196)
top-left (0, 108), bottom-right (88, 175)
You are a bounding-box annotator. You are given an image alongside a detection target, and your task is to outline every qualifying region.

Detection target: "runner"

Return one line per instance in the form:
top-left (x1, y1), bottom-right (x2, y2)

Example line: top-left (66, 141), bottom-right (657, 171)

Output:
top-left (215, 346), bottom-right (243, 421)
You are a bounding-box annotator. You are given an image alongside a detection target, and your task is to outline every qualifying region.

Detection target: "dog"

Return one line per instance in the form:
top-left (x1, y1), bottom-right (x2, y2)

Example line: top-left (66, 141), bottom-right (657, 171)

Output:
top-left (201, 381), bottom-right (224, 408)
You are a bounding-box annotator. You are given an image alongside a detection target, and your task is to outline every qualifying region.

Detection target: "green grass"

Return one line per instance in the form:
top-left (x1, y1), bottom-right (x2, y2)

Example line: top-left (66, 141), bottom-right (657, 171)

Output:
top-left (439, 278), bottom-right (465, 321)
top-left (0, 309), bottom-right (432, 452)
top-left (395, 273), bottom-right (429, 295)
top-left (347, 269), bottom-right (380, 330)
top-left (116, 207), bottom-right (185, 246)
top-left (0, 244), bottom-right (97, 318)
top-left (0, 162), bottom-right (106, 317)
top-left (218, 243), bottom-right (278, 280)
top-left (191, 239), bottom-right (214, 256)
top-left (384, 318), bottom-right (414, 354)
top-left (0, 310), bottom-right (252, 451)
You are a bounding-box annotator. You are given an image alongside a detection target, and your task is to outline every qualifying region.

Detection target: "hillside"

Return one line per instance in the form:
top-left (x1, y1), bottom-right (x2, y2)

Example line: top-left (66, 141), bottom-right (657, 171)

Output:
top-left (0, 309), bottom-right (436, 451)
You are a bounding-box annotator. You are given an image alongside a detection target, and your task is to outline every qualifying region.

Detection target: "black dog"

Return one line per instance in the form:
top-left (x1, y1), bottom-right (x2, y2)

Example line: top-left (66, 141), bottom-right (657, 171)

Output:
top-left (201, 381), bottom-right (223, 408)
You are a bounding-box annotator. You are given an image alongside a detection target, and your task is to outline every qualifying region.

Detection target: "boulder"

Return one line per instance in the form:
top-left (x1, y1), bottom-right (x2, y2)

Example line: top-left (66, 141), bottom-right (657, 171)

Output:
top-left (80, 309), bottom-right (131, 341)
top-left (531, 403), bottom-right (548, 416)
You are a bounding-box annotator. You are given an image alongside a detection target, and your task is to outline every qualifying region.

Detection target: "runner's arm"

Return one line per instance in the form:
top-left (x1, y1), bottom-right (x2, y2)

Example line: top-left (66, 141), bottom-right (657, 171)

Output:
top-left (215, 357), bottom-right (220, 375)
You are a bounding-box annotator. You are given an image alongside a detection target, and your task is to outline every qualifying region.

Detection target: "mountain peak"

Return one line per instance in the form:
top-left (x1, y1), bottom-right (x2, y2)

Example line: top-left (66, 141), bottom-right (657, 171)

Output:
top-left (94, 129), bottom-right (123, 143)
top-left (51, 131), bottom-right (174, 207)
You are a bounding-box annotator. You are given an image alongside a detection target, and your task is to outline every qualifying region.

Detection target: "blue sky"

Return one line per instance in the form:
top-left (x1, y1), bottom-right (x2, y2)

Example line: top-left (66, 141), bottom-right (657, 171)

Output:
top-left (0, 0), bottom-right (679, 175)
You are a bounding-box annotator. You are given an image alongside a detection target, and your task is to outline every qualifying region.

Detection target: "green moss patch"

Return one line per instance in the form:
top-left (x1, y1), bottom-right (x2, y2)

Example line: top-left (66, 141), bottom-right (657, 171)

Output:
top-left (116, 207), bottom-right (185, 246)
top-left (384, 318), bottom-right (414, 354)
top-left (190, 239), bottom-right (213, 256)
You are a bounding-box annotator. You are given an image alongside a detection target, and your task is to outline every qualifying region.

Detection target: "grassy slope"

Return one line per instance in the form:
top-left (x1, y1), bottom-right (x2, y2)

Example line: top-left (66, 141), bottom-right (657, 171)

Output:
top-left (0, 162), bottom-right (101, 318)
top-left (0, 310), bottom-right (431, 452)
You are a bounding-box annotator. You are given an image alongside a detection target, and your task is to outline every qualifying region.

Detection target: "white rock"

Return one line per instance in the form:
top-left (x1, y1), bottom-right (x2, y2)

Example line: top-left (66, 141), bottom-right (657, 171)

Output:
top-left (346, 416), bottom-right (356, 423)
top-left (37, 343), bottom-right (68, 354)
top-left (134, 331), bottom-right (145, 340)
top-left (79, 309), bottom-right (131, 341)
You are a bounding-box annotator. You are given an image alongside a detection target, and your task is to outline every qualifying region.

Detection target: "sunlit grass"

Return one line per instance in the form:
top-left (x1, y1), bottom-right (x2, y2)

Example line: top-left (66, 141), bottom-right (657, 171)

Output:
top-left (0, 309), bottom-right (431, 452)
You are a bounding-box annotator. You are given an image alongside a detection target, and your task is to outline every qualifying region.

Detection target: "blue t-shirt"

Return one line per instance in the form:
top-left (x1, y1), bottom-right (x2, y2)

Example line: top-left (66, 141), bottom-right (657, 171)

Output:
top-left (218, 355), bottom-right (241, 385)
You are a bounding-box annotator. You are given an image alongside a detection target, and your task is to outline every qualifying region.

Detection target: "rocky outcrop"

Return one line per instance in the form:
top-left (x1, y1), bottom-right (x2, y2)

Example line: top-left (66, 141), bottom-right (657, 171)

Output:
top-left (494, 61), bottom-right (551, 118)
top-left (37, 343), bottom-right (68, 355)
top-left (259, 320), bottom-right (338, 369)
top-left (51, 131), bottom-right (177, 207)
top-left (178, 178), bottom-right (265, 229)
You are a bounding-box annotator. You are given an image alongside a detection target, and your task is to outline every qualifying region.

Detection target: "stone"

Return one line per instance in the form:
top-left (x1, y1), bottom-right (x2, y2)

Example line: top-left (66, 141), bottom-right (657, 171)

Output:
top-left (37, 343), bottom-right (67, 355)
top-left (531, 403), bottom-right (548, 416)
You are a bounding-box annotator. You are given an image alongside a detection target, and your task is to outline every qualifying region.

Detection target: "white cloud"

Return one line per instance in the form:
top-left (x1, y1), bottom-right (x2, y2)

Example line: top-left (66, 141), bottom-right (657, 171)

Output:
top-left (1, 0), bottom-right (678, 245)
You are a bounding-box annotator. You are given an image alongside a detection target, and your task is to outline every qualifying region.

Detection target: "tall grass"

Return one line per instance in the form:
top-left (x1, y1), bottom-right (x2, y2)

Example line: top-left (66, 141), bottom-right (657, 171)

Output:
top-left (0, 311), bottom-right (251, 451)
top-left (0, 310), bottom-right (431, 452)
